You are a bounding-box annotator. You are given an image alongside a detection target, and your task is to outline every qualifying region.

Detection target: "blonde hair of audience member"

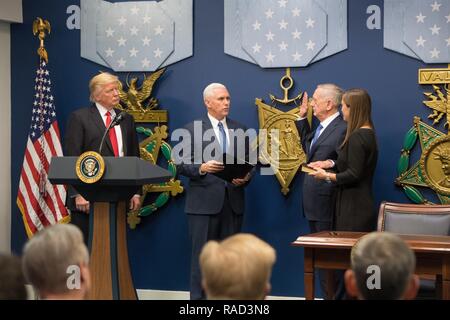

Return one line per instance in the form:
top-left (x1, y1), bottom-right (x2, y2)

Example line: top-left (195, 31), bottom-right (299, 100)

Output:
top-left (200, 233), bottom-right (276, 300)
top-left (0, 254), bottom-right (27, 300)
top-left (341, 88), bottom-right (375, 148)
top-left (89, 72), bottom-right (119, 103)
top-left (345, 232), bottom-right (419, 300)
top-left (22, 224), bottom-right (91, 300)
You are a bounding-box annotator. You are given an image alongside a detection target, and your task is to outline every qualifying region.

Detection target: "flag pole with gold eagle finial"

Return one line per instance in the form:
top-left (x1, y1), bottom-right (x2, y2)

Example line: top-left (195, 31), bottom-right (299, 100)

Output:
top-left (32, 17), bottom-right (51, 63)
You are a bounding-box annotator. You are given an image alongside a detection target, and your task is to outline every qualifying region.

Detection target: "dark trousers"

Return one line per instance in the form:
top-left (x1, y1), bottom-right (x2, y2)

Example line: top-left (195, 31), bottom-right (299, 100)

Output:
top-left (188, 192), bottom-right (243, 300)
top-left (70, 210), bottom-right (90, 248)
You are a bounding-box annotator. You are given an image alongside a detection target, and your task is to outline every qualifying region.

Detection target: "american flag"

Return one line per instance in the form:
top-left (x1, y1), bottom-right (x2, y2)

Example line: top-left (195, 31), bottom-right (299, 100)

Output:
top-left (16, 59), bottom-right (70, 237)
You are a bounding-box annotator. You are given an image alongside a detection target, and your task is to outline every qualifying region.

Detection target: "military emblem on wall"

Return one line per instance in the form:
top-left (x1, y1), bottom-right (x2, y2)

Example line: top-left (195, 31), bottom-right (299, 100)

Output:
top-left (256, 68), bottom-right (311, 195)
top-left (116, 68), bottom-right (183, 228)
top-left (396, 65), bottom-right (450, 204)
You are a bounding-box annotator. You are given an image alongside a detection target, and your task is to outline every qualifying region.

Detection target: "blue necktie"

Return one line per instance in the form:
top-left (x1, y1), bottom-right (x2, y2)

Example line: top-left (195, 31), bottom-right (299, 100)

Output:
top-left (310, 124), bottom-right (323, 150)
top-left (218, 122), bottom-right (227, 154)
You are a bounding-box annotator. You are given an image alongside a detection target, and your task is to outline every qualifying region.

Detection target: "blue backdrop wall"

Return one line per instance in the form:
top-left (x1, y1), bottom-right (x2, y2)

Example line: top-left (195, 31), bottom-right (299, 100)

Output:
top-left (10, 0), bottom-right (447, 297)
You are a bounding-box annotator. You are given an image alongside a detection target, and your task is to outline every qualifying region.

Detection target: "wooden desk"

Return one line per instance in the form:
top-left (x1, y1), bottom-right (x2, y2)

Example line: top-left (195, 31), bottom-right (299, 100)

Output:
top-left (292, 231), bottom-right (450, 300)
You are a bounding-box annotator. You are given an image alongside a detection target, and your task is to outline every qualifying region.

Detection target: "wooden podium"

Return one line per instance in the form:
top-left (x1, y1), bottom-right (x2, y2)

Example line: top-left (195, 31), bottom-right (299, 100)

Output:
top-left (49, 156), bottom-right (172, 300)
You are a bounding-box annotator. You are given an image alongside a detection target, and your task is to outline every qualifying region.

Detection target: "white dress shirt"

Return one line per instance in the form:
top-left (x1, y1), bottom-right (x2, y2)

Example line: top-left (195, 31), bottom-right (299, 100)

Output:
top-left (207, 113), bottom-right (230, 151)
top-left (95, 103), bottom-right (124, 157)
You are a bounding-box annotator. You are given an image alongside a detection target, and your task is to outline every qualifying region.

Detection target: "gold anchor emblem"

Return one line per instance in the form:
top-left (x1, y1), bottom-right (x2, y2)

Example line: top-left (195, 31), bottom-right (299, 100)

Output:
top-left (256, 68), bottom-right (310, 195)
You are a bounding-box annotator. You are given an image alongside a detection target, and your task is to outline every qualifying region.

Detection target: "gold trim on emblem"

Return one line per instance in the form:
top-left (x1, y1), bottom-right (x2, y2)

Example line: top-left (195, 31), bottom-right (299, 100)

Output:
top-left (420, 135), bottom-right (450, 196)
top-left (75, 151), bottom-right (105, 184)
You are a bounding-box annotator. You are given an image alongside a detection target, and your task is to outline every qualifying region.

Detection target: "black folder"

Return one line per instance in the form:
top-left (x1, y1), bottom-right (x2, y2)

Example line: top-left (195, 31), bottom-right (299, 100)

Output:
top-left (212, 153), bottom-right (255, 183)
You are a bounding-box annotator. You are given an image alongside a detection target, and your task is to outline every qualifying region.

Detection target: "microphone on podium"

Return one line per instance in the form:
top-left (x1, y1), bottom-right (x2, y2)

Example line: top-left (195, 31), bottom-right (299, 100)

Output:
top-left (98, 111), bottom-right (126, 155)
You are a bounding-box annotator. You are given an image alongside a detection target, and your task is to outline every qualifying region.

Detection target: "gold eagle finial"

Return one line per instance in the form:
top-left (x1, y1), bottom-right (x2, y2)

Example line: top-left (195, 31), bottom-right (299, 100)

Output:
top-left (32, 17), bottom-right (51, 63)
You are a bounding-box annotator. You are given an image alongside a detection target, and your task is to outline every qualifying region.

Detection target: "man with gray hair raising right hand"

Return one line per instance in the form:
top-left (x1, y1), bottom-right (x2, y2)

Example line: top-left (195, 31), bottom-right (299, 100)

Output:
top-left (296, 84), bottom-right (347, 298)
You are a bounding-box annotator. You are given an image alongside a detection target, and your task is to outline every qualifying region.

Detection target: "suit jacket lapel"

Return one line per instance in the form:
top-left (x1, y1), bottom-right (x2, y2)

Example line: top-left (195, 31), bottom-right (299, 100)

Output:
top-left (90, 104), bottom-right (115, 155)
top-left (309, 116), bottom-right (342, 159)
top-left (202, 116), bottom-right (224, 160)
top-left (115, 108), bottom-right (127, 156)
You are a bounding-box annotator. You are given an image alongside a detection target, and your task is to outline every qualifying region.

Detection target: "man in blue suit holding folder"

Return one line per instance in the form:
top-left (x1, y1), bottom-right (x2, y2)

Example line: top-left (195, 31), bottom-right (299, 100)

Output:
top-left (177, 83), bottom-right (251, 300)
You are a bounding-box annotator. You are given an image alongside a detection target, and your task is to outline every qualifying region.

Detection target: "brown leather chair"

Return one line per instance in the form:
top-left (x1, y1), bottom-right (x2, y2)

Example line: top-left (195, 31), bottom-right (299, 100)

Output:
top-left (377, 201), bottom-right (450, 299)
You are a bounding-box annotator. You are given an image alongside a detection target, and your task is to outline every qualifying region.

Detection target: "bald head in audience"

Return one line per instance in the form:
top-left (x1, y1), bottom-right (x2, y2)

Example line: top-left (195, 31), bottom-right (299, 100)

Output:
top-left (22, 224), bottom-right (91, 300)
top-left (345, 232), bottom-right (419, 300)
top-left (200, 233), bottom-right (276, 300)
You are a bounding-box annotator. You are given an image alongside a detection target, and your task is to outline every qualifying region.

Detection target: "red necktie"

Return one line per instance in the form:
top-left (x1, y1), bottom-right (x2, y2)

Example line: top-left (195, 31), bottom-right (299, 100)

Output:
top-left (106, 111), bottom-right (119, 157)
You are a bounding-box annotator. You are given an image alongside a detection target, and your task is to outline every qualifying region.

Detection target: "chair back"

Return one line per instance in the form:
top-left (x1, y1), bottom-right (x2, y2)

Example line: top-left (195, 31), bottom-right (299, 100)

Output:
top-left (377, 201), bottom-right (450, 236)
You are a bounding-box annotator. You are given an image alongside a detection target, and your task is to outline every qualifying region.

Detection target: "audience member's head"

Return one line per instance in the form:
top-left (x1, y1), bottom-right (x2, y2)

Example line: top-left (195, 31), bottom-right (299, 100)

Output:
top-left (345, 232), bottom-right (419, 300)
top-left (22, 224), bottom-right (90, 300)
top-left (200, 233), bottom-right (276, 300)
top-left (0, 254), bottom-right (27, 300)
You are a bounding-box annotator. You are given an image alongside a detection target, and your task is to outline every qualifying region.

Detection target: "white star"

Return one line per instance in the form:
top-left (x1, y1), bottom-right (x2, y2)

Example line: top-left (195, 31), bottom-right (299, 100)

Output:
top-left (265, 9), bottom-right (274, 19)
top-left (130, 5), bottom-right (140, 15)
top-left (416, 36), bottom-right (426, 47)
top-left (143, 15), bottom-right (151, 24)
top-left (105, 48), bottom-right (114, 57)
top-left (105, 27), bottom-right (115, 37)
top-left (430, 48), bottom-right (440, 58)
top-left (430, 24), bottom-right (441, 35)
top-left (278, 41), bottom-right (288, 51)
top-left (142, 36), bottom-right (151, 46)
top-left (431, 1), bottom-right (441, 12)
top-left (141, 58), bottom-right (150, 68)
top-left (129, 47), bottom-right (139, 57)
top-left (446, 14), bottom-right (450, 23)
top-left (154, 25), bottom-right (164, 35)
top-left (278, 19), bottom-right (288, 30)
top-left (117, 58), bottom-right (126, 67)
top-left (252, 43), bottom-right (262, 53)
top-left (265, 31), bottom-right (275, 41)
top-left (253, 20), bottom-right (261, 31)
top-left (292, 29), bottom-right (302, 39)
top-left (118, 17), bottom-right (127, 26)
top-left (416, 13), bottom-right (426, 23)
top-left (446, 37), bottom-right (450, 46)
top-left (292, 8), bottom-right (301, 17)
top-left (154, 48), bottom-right (163, 58)
top-left (130, 26), bottom-right (139, 36)
top-left (305, 18), bottom-right (315, 28)
top-left (117, 37), bottom-right (127, 46)
top-left (278, 0), bottom-right (287, 8)
top-left (265, 52), bottom-right (275, 62)
top-left (306, 40), bottom-right (315, 50)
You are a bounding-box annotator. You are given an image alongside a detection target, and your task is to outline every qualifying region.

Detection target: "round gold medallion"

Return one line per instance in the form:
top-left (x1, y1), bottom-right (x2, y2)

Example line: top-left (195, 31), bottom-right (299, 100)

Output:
top-left (75, 151), bottom-right (105, 184)
top-left (420, 135), bottom-right (450, 196)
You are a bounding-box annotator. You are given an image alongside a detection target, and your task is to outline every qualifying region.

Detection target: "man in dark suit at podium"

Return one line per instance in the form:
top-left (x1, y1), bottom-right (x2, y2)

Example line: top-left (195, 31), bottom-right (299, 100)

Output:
top-left (64, 72), bottom-right (141, 243)
top-left (177, 83), bottom-right (252, 300)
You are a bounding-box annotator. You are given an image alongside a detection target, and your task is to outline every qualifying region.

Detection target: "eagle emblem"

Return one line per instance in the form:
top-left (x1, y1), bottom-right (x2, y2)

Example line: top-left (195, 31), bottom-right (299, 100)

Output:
top-left (423, 84), bottom-right (450, 128)
top-left (32, 17), bottom-right (51, 62)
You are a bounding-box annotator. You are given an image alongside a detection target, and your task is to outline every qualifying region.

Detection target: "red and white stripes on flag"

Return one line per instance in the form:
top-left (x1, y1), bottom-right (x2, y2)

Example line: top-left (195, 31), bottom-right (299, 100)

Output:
top-left (17, 59), bottom-right (70, 237)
